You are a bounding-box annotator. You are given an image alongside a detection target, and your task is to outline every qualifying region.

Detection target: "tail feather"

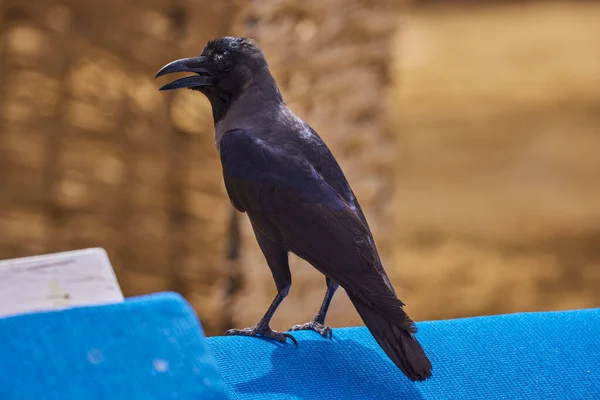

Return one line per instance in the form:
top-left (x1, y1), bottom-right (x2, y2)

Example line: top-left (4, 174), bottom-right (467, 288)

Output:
top-left (348, 293), bottom-right (432, 381)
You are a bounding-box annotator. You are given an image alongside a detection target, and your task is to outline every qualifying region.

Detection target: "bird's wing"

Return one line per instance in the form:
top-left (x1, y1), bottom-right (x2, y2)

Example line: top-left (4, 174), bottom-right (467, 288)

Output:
top-left (299, 124), bottom-right (397, 295)
top-left (219, 129), bottom-right (400, 312)
top-left (299, 125), bottom-right (369, 223)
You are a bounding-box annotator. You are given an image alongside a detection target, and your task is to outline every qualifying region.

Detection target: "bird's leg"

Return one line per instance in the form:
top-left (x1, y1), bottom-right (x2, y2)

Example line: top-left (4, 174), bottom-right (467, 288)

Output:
top-left (289, 277), bottom-right (338, 339)
top-left (224, 286), bottom-right (297, 346)
top-left (224, 223), bottom-right (297, 346)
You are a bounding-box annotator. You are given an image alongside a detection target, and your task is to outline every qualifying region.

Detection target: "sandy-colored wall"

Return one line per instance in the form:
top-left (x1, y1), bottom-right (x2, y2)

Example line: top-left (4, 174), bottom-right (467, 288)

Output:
top-left (1, 0), bottom-right (598, 336)
top-left (0, 0), bottom-right (239, 334)
top-left (390, 2), bottom-right (600, 320)
top-left (0, 0), bottom-right (403, 334)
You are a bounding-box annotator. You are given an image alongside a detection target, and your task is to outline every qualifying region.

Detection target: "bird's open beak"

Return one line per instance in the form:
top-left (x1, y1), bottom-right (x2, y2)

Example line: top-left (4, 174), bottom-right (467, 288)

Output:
top-left (155, 56), bottom-right (214, 91)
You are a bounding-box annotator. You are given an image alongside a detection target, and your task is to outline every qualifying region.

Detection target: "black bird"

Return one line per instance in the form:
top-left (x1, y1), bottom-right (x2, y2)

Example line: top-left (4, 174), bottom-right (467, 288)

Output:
top-left (156, 37), bottom-right (432, 381)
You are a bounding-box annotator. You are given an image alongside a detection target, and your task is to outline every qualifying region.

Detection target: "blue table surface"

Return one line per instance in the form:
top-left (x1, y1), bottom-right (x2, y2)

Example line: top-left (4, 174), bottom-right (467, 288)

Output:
top-left (206, 307), bottom-right (600, 400)
top-left (0, 293), bottom-right (227, 400)
top-left (0, 292), bottom-right (598, 400)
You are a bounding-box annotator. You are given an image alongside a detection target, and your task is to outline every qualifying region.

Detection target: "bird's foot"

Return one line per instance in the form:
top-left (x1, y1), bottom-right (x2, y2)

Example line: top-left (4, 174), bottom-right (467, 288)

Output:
top-left (289, 321), bottom-right (332, 339)
top-left (224, 325), bottom-right (298, 347)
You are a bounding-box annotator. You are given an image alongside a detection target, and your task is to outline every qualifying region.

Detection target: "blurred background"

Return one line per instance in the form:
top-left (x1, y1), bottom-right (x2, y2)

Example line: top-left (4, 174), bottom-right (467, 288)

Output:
top-left (1, 0), bottom-right (599, 336)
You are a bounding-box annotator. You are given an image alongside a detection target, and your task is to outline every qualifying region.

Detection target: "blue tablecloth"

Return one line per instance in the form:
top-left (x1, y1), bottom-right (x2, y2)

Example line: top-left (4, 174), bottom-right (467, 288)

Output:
top-left (206, 307), bottom-right (600, 399)
top-left (0, 293), bottom-right (226, 400)
top-left (1, 292), bottom-right (599, 399)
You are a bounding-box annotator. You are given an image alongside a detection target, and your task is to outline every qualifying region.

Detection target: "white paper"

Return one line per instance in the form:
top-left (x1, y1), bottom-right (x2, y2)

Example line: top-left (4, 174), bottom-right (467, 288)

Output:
top-left (0, 248), bottom-right (124, 318)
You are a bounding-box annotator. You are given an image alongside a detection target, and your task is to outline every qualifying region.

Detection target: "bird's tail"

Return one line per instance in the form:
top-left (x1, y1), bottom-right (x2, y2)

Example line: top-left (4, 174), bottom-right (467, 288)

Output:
top-left (348, 292), bottom-right (432, 381)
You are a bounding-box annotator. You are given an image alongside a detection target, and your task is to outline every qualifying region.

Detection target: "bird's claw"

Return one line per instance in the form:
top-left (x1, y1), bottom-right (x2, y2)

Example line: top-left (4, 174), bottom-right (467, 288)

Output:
top-left (224, 325), bottom-right (298, 347)
top-left (289, 321), bottom-right (333, 339)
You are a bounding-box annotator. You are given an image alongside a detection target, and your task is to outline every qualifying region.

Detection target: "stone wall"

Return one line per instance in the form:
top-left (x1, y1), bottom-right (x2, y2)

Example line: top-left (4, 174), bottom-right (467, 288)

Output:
top-left (0, 0), bottom-right (238, 334)
top-left (0, 0), bottom-right (402, 335)
top-left (4, 0), bottom-right (594, 337)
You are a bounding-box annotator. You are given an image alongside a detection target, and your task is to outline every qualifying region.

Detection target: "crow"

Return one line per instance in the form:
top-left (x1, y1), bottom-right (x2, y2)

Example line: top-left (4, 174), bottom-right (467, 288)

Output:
top-left (155, 36), bottom-right (432, 381)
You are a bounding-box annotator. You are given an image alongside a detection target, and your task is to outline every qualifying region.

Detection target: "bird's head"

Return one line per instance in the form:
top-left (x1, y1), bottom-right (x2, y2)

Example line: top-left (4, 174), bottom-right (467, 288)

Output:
top-left (155, 36), bottom-right (268, 98)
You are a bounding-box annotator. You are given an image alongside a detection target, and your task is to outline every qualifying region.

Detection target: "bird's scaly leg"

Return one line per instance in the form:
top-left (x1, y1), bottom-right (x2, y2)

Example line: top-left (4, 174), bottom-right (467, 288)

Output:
top-left (225, 220), bottom-right (297, 345)
top-left (224, 286), bottom-right (297, 346)
top-left (289, 278), bottom-right (338, 339)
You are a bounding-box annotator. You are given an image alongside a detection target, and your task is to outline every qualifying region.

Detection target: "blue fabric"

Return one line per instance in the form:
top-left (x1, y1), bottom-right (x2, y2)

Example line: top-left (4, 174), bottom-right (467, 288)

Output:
top-left (206, 308), bottom-right (600, 399)
top-left (2, 292), bottom-right (598, 400)
top-left (0, 293), bottom-right (227, 400)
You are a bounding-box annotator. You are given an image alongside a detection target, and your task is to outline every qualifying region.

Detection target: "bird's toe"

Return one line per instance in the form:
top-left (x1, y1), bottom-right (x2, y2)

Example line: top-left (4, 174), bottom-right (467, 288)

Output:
top-left (289, 321), bottom-right (333, 339)
top-left (224, 326), bottom-right (298, 346)
top-left (224, 327), bottom-right (253, 337)
top-left (320, 326), bottom-right (333, 339)
top-left (274, 332), bottom-right (299, 347)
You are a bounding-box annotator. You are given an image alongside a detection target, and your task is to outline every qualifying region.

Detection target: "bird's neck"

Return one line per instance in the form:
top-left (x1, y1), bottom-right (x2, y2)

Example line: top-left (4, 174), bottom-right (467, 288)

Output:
top-left (212, 69), bottom-right (286, 149)
top-left (206, 91), bottom-right (233, 125)
top-left (236, 67), bottom-right (284, 117)
top-left (209, 66), bottom-right (283, 125)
